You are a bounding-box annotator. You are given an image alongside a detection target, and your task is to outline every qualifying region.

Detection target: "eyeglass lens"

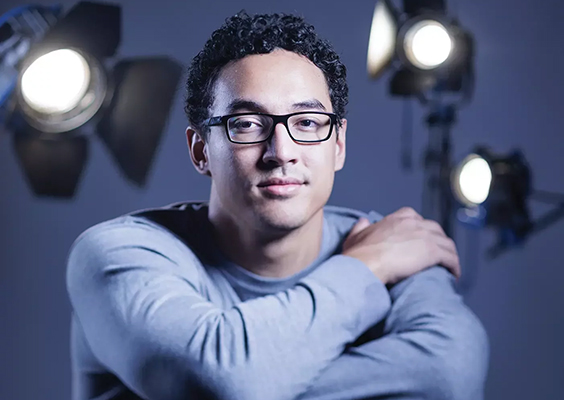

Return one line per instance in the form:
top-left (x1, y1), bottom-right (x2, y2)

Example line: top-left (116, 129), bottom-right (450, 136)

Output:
top-left (227, 113), bottom-right (332, 143)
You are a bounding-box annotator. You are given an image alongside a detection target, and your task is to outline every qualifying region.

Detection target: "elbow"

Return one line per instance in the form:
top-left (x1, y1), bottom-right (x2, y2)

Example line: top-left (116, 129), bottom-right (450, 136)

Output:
top-left (101, 311), bottom-right (286, 400)
top-left (135, 354), bottom-right (271, 400)
top-left (436, 309), bottom-right (490, 400)
top-left (134, 354), bottom-right (234, 400)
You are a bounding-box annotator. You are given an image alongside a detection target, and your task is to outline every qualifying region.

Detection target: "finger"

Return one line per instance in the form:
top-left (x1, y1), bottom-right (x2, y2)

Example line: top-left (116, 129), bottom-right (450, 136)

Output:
top-left (434, 249), bottom-right (461, 279)
top-left (420, 219), bottom-right (448, 238)
top-left (424, 234), bottom-right (460, 277)
top-left (434, 238), bottom-right (462, 279)
top-left (389, 206), bottom-right (423, 220)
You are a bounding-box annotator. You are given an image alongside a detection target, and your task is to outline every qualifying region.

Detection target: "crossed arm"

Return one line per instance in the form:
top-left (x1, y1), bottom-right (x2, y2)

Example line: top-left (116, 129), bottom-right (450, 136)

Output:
top-left (67, 217), bottom-right (489, 400)
top-left (297, 267), bottom-right (490, 400)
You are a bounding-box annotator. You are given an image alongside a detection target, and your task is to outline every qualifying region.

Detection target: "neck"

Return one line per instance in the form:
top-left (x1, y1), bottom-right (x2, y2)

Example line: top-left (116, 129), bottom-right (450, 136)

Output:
top-left (207, 203), bottom-right (325, 278)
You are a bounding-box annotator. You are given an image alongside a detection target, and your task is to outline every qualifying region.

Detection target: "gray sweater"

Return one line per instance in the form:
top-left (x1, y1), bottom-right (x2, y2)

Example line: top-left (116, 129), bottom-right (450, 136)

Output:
top-left (66, 201), bottom-right (489, 400)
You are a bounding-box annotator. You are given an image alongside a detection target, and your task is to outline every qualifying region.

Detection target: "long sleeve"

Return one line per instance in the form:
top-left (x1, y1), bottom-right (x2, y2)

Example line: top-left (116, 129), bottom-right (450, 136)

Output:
top-left (297, 266), bottom-right (490, 400)
top-left (66, 217), bottom-right (392, 400)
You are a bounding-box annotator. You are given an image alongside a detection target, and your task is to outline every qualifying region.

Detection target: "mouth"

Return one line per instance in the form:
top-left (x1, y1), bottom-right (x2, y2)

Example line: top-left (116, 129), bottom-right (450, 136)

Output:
top-left (257, 178), bottom-right (305, 198)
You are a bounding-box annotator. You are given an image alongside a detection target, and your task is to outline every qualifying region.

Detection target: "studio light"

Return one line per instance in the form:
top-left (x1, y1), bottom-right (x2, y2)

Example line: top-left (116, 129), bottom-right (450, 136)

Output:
top-left (18, 47), bottom-right (107, 134)
top-left (450, 147), bottom-right (564, 259)
top-left (366, 0), bottom-right (476, 240)
top-left (453, 148), bottom-right (532, 234)
top-left (21, 49), bottom-right (91, 114)
top-left (452, 153), bottom-right (493, 207)
top-left (0, 2), bottom-right (182, 198)
top-left (402, 19), bottom-right (452, 70)
top-left (366, 1), bottom-right (564, 275)
top-left (367, 0), bottom-right (474, 97)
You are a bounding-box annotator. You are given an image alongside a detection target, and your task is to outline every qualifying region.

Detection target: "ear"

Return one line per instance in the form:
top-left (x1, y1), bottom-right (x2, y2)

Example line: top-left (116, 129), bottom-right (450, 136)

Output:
top-left (334, 118), bottom-right (347, 172)
top-left (186, 126), bottom-right (211, 177)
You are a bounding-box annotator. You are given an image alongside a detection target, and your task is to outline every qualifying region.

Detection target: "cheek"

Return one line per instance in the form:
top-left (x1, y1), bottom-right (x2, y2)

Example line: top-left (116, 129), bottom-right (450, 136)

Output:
top-left (230, 148), bottom-right (257, 178)
top-left (306, 148), bottom-right (336, 187)
top-left (209, 144), bottom-right (256, 183)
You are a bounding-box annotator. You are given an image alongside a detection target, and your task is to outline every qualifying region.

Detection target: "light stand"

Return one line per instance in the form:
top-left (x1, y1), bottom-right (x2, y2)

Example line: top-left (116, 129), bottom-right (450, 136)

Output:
top-left (422, 103), bottom-right (457, 238)
top-left (367, 1), bottom-right (564, 294)
top-left (366, 0), bottom-right (475, 238)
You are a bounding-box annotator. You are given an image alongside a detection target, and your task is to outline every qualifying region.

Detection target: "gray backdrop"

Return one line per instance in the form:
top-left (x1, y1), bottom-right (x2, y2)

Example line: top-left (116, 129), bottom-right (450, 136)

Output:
top-left (1, 0), bottom-right (563, 399)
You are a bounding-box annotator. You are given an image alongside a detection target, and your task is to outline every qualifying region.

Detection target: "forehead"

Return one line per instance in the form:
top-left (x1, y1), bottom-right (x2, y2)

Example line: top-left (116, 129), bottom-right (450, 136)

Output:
top-left (212, 49), bottom-right (332, 113)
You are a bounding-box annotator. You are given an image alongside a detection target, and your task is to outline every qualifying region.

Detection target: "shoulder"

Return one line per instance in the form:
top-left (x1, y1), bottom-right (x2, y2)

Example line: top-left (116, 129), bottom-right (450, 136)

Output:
top-left (323, 204), bottom-right (383, 231)
top-left (66, 215), bottom-right (195, 274)
top-left (65, 205), bottom-right (213, 300)
top-left (321, 205), bottom-right (384, 251)
top-left (70, 214), bottom-right (176, 247)
top-left (324, 204), bottom-right (383, 223)
top-left (66, 201), bottom-right (212, 278)
top-left (70, 201), bottom-right (209, 254)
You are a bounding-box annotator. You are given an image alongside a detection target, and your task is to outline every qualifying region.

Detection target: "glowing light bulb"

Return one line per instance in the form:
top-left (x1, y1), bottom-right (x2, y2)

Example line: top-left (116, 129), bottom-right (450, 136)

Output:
top-left (404, 20), bottom-right (452, 70)
top-left (457, 155), bottom-right (493, 205)
top-left (21, 49), bottom-right (91, 114)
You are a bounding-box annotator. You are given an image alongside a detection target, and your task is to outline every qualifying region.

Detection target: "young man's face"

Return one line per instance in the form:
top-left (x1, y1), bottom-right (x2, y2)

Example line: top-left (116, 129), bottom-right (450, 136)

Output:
top-left (188, 49), bottom-right (347, 232)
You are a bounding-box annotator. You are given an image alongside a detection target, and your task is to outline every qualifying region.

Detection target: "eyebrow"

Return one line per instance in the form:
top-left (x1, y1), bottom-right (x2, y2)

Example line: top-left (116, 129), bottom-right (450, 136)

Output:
top-left (227, 99), bottom-right (267, 114)
top-left (226, 98), bottom-right (328, 114)
top-left (291, 99), bottom-right (327, 111)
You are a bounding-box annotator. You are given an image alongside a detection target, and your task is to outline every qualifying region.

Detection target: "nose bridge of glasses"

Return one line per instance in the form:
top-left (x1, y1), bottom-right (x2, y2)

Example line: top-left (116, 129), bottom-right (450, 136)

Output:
top-left (267, 114), bottom-right (293, 140)
top-left (262, 122), bottom-right (300, 157)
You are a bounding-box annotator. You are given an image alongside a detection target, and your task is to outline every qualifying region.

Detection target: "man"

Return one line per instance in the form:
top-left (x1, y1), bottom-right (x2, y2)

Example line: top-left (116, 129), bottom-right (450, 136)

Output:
top-left (66, 11), bottom-right (489, 400)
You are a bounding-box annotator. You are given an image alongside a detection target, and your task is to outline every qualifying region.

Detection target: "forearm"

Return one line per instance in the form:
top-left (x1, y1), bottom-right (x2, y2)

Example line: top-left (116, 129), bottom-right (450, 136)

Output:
top-left (187, 256), bottom-right (391, 400)
top-left (298, 267), bottom-right (490, 400)
top-left (67, 220), bottom-right (392, 400)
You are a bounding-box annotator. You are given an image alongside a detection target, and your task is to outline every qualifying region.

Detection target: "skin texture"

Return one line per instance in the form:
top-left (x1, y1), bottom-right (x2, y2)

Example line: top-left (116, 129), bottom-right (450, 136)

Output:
top-left (187, 49), bottom-right (347, 278)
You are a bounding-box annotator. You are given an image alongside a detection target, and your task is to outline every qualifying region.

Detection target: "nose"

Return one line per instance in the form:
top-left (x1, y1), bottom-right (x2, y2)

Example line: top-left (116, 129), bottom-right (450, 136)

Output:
top-left (261, 122), bottom-right (299, 165)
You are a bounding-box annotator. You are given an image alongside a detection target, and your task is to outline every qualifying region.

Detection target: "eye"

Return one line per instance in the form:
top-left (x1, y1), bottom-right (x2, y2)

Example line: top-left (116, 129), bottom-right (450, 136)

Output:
top-left (299, 119), bottom-right (317, 127)
top-left (229, 117), bottom-right (264, 132)
top-left (234, 120), bottom-right (255, 129)
top-left (292, 116), bottom-right (322, 131)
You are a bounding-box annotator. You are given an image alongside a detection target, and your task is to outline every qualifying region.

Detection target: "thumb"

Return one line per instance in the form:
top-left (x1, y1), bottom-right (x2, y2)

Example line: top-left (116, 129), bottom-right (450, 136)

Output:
top-left (350, 217), bottom-right (371, 235)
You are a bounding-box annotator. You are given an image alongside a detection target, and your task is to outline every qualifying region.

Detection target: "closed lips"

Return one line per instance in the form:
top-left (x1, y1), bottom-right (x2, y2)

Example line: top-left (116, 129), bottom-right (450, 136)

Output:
top-left (258, 178), bottom-right (303, 186)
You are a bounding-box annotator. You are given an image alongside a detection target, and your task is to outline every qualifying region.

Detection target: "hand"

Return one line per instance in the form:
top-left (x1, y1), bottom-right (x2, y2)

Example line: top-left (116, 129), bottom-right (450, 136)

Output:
top-left (342, 207), bottom-right (461, 285)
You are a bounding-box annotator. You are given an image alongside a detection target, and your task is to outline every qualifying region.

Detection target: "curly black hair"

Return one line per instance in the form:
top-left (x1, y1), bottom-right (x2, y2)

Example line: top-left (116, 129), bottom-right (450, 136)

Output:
top-left (184, 11), bottom-right (348, 140)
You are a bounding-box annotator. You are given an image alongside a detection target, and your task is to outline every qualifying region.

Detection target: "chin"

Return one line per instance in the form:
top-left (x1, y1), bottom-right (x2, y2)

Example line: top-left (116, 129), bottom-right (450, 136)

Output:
top-left (253, 202), bottom-right (310, 232)
top-left (255, 198), bottom-right (326, 234)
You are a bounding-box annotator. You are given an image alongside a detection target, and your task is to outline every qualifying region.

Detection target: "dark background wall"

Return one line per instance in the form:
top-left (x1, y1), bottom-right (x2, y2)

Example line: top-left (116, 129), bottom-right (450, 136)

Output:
top-left (1, 0), bottom-right (563, 399)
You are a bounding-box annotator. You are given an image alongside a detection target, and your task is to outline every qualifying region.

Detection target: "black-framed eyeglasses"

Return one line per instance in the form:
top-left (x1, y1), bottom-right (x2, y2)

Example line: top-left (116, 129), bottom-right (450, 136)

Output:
top-left (203, 111), bottom-right (337, 144)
